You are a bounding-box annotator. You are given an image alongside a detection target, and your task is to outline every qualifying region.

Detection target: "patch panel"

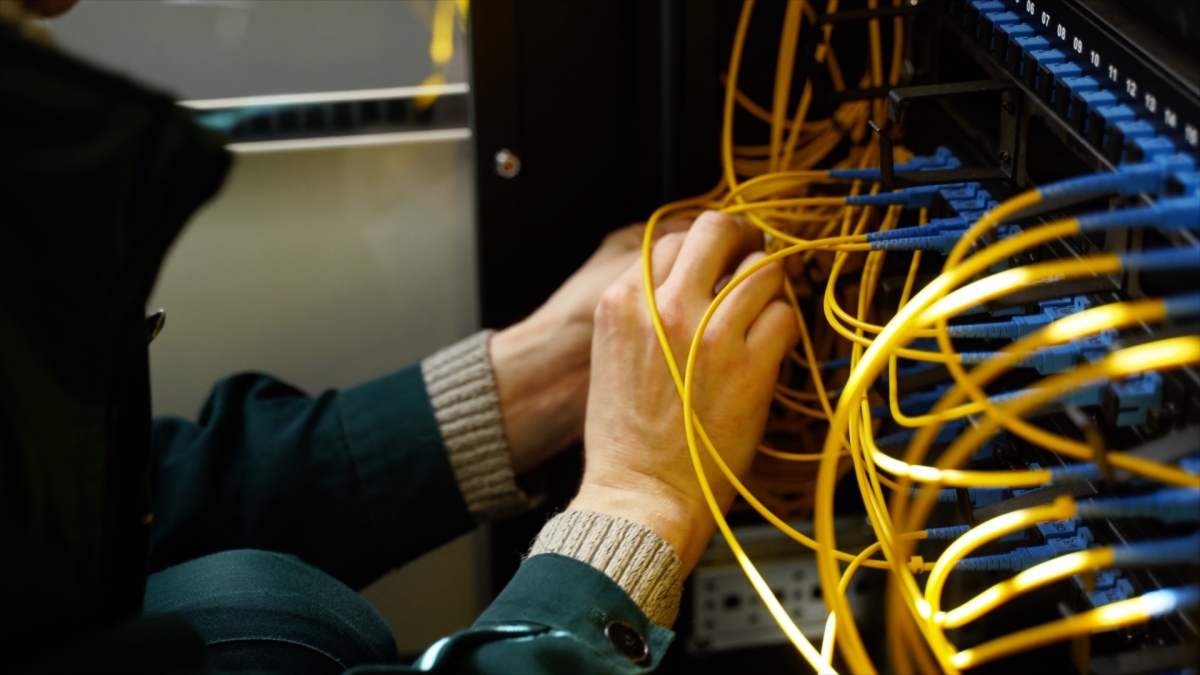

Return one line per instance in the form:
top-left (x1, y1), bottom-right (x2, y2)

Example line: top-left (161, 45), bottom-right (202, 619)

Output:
top-left (947, 0), bottom-right (1200, 168)
top-left (689, 557), bottom-right (877, 654)
top-left (688, 521), bottom-right (880, 654)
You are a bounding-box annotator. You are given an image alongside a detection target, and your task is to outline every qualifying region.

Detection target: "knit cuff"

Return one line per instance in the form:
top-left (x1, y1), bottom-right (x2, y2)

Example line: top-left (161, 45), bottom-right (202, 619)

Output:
top-left (527, 510), bottom-right (684, 627)
top-left (421, 330), bottom-right (535, 521)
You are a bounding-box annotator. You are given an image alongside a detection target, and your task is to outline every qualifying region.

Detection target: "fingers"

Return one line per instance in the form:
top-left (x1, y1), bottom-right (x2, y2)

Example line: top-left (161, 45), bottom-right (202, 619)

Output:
top-left (713, 253), bottom-right (784, 337)
top-left (607, 229), bottom-right (688, 295)
top-left (650, 232), bottom-right (688, 287)
top-left (666, 211), bottom-right (763, 299)
top-left (605, 217), bottom-right (693, 255)
top-left (747, 299), bottom-right (802, 367)
top-left (653, 218), bottom-right (694, 239)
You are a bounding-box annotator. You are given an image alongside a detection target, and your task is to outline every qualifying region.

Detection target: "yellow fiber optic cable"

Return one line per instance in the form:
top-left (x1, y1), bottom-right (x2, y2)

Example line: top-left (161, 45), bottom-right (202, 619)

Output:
top-left (938, 548), bottom-right (1116, 629)
top-left (924, 498), bottom-right (1078, 615)
top-left (814, 189), bottom-right (1059, 674)
top-left (771, 1), bottom-right (806, 173)
top-left (950, 589), bottom-right (1196, 669)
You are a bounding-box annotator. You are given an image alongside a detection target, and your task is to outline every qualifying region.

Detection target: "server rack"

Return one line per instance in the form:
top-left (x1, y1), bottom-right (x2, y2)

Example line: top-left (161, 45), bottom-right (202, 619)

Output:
top-left (470, 2), bottom-right (1200, 671)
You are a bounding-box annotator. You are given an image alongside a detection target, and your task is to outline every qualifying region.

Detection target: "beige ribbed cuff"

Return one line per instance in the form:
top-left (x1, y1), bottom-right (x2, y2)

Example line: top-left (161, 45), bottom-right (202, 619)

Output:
top-left (421, 330), bottom-right (535, 521)
top-left (528, 510), bottom-right (684, 627)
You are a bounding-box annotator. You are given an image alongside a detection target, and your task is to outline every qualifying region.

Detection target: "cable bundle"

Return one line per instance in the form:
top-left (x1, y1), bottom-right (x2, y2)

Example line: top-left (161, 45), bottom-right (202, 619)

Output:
top-left (638, 1), bottom-right (1200, 672)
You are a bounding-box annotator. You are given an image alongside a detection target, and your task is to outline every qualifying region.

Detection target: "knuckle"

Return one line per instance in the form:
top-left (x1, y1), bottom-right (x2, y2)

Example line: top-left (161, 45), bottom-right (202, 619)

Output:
top-left (761, 260), bottom-right (785, 287)
top-left (700, 317), bottom-right (732, 349)
top-left (596, 282), bottom-right (637, 322)
top-left (656, 231), bottom-right (687, 248)
top-left (692, 210), bottom-right (735, 236)
top-left (653, 232), bottom-right (687, 258)
top-left (655, 290), bottom-right (689, 334)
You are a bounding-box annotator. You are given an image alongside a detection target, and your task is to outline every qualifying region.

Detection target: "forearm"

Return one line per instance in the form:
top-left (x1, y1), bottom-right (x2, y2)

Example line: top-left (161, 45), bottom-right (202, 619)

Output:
top-left (490, 312), bottom-right (591, 475)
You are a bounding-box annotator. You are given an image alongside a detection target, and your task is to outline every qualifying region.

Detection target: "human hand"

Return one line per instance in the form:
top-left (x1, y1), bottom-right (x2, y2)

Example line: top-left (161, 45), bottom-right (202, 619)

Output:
top-left (568, 211), bottom-right (799, 572)
top-left (490, 220), bottom-right (691, 475)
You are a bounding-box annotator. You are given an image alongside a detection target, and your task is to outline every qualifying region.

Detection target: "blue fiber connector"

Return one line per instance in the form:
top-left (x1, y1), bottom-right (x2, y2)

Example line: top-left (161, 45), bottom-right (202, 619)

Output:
top-left (938, 184), bottom-right (981, 201)
top-left (1075, 489), bottom-right (1200, 524)
top-left (1137, 585), bottom-right (1200, 616)
top-left (1049, 463), bottom-right (1103, 484)
top-left (828, 147), bottom-right (959, 180)
top-left (1076, 198), bottom-right (1200, 233)
top-left (955, 530), bottom-right (1093, 572)
top-left (875, 419), bottom-right (966, 449)
top-left (867, 216), bottom-right (970, 242)
top-left (948, 296), bottom-right (1091, 339)
top-left (1036, 517), bottom-right (1082, 540)
top-left (1120, 247), bottom-right (1200, 272)
top-left (1107, 371), bottom-right (1162, 426)
top-left (1117, 159), bottom-right (1198, 195)
top-left (1111, 533), bottom-right (1200, 567)
top-left (1037, 162), bottom-right (1200, 205)
top-left (1180, 456), bottom-right (1200, 476)
top-left (869, 235), bottom-right (951, 253)
top-left (846, 184), bottom-right (949, 209)
top-left (1171, 171), bottom-right (1200, 195)
top-left (1039, 172), bottom-right (1129, 201)
top-left (960, 330), bottom-right (1114, 374)
top-left (927, 524), bottom-right (972, 540)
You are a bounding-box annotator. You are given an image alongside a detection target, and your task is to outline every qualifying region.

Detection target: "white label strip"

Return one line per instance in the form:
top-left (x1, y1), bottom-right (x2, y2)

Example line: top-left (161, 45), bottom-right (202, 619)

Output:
top-left (180, 83), bottom-right (470, 111)
top-left (226, 127), bottom-right (472, 154)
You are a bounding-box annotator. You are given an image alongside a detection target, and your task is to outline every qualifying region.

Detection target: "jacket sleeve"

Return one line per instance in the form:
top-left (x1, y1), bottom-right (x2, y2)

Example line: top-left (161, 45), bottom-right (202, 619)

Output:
top-left (346, 512), bottom-right (685, 674)
top-left (148, 331), bottom-right (534, 590)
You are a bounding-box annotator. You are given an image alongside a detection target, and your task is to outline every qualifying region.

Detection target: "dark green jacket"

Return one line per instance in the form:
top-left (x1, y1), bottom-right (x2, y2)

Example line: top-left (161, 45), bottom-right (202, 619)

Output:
top-left (0, 25), bottom-right (670, 674)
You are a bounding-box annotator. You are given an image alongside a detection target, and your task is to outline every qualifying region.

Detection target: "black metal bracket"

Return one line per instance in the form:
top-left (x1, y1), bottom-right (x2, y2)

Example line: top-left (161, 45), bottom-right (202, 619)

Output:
top-left (816, 85), bottom-right (897, 106)
top-left (874, 79), bottom-right (1020, 189)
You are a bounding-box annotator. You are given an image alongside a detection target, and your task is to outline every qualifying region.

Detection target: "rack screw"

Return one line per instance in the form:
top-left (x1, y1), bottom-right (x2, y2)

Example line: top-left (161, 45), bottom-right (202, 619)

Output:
top-left (494, 149), bottom-right (521, 178)
top-left (998, 150), bottom-right (1011, 163)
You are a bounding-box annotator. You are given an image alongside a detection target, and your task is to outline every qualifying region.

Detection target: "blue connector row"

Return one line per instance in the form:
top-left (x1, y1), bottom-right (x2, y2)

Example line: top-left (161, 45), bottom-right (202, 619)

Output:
top-left (1087, 575), bottom-right (1139, 607)
top-left (948, 296), bottom-right (1091, 339)
top-left (945, 289), bottom-right (1200, 341)
top-left (846, 185), bottom-right (953, 209)
top-left (960, 330), bottom-right (1115, 374)
top-left (1080, 534), bottom-right (1200, 607)
top-left (955, 527), bottom-right (1094, 571)
top-left (951, 0), bottom-right (1199, 170)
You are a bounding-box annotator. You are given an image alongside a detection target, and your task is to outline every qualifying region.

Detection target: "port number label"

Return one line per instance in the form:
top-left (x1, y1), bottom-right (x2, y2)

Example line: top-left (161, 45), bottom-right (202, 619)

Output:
top-left (1072, 37), bottom-right (1083, 53)
top-left (1107, 64), bottom-right (1118, 81)
top-left (1144, 92), bottom-right (1157, 113)
top-left (1185, 124), bottom-right (1199, 148)
top-left (1164, 108), bottom-right (1178, 129)
top-left (1056, 24), bottom-right (1067, 40)
top-left (1041, 11), bottom-right (1050, 26)
top-left (1125, 78), bottom-right (1137, 98)
top-left (1026, 1), bottom-right (1035, 15)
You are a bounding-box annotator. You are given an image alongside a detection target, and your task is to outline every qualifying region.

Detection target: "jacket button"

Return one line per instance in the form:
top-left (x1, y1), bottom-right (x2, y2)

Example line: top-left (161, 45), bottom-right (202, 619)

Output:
top-left (604, 620), bottom-right (649, 663)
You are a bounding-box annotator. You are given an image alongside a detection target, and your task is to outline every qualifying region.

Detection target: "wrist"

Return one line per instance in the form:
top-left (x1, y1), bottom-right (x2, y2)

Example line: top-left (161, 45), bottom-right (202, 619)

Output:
top-left (490, 313), bottom-right (591, 474)
top-left (570, 481), bottom-right (715, 574)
